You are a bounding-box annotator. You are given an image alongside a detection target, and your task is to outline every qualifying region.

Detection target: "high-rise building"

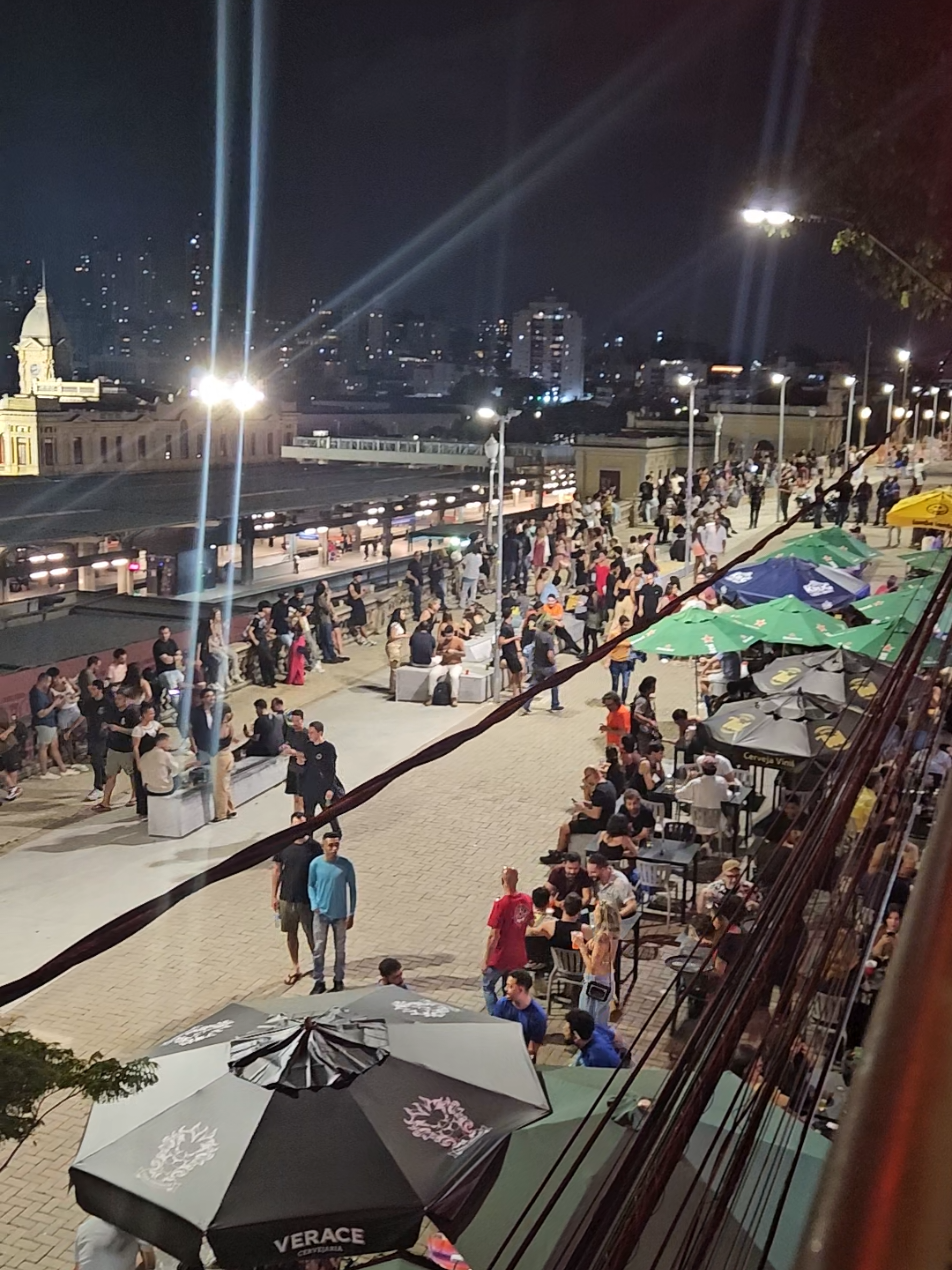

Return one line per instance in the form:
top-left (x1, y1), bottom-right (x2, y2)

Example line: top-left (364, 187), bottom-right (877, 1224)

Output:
top-left (510, 296), bottom-right (584, 401)
top-left (186, 214), bottom-right (211, 322)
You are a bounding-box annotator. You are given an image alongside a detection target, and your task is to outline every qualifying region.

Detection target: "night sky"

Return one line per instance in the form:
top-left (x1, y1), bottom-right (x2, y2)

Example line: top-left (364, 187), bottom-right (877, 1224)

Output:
top-left (0, 0), bottom-right (945, 362)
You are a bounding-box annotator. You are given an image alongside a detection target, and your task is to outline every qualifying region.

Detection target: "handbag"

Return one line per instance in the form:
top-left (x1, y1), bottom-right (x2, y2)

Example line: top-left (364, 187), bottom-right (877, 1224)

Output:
top-left (585, 979), bottom-right (612, 1002)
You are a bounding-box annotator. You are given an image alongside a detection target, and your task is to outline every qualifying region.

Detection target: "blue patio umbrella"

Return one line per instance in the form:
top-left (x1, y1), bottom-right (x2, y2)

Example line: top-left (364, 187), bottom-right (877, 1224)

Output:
top-left (716, 557), bottom-right (869, 611)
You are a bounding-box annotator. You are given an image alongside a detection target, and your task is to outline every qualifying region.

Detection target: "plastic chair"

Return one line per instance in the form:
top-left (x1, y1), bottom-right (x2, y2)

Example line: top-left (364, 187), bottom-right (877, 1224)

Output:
top-left (545, 946), bottom-right (584, 1015)
top-left (638, 861), bottom-right (677, 924)
top-left (663, 820), bottom-right (695, 842)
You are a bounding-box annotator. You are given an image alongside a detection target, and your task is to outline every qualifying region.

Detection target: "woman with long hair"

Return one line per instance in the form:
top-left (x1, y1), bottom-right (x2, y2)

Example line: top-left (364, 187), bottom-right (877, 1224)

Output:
top-left (205, 606), bottom-right (233, 687)
top-left (212, 703), bottom-right (236, 822)
top-left (385, 606), bottom-right (408, 699)
top-left (498, 605), bottom-right (525, 697)
top-left (285, 617), bottom-right (307, 686)
top-left (576, 899), bottom-right (620, 1026)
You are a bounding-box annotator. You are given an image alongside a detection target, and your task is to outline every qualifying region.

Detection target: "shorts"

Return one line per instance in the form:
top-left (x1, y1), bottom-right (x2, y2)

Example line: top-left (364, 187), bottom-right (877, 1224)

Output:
top-left (35, 724), bottom-right (58, 746)
top-left (105, 749), bottom-right (135, 778)
top-left (57, 705), bottom-right (81, 731)
top-left (0, 746), bottom-right (21, 773)
top-left (279, 900), bottom-right (312, 934)
top-left (285, 768), bottom-right (301, 796)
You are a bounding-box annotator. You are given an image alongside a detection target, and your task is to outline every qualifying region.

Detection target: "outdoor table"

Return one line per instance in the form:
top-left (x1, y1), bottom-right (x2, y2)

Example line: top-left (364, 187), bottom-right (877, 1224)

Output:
top-left (639, 837), bottom-right (703, 924)
top-left (722, 782), bottom-right (756, 850)
top-left (664, 949), bottom-right (711, 1034)
top-left (615, 911), bottom-right (642, 1004)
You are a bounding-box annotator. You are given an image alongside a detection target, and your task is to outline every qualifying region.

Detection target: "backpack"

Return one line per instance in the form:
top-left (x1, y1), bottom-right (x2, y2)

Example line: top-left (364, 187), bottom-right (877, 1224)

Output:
top-left (431, 675), bottom-right (453, 707)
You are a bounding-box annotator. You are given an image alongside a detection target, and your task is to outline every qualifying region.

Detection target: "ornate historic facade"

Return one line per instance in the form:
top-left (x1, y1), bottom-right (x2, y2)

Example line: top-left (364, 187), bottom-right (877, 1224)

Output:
top-left (0, 287), bottom-right (297, 476)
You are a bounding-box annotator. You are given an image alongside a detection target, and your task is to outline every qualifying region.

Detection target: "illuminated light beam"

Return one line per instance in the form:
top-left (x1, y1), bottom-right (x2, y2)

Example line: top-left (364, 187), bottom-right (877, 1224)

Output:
top-left (255, 0), bottom-right (756, 370)
top-left (223, 0), bottom-right (269, 648)
top-left (184, 0), bottom-right (234, 729)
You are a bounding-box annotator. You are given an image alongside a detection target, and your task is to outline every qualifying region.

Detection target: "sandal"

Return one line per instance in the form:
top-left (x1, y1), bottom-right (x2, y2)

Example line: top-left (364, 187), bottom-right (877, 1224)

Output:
top-left (284, 970), bottom-right (302, 985)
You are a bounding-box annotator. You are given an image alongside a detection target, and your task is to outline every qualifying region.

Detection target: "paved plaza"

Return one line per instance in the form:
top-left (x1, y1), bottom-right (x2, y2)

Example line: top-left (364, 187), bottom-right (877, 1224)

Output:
top-left (0, 499), bottom-right (922, 1268)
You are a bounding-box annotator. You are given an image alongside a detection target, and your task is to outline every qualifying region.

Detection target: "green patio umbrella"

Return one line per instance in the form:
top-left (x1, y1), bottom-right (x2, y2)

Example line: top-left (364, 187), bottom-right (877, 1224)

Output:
top-left (637, 1073), bottom-right (830, 1270)
top-left (853, 585), bottom-right (935, 624)
top-left (827, 618), bottom-right (946, 666)
top-left (763, 536), bottom-right (868, 572)
top-left (627, 606), bottom-right (759, 657)
top-left (724, 595), bottom-right (850, 648)
top-left (900, 547), bottom-right (952, 574)
top-left (453, 1065), bottom-right (665, 1270)
top-left (809, 524), bottom-right (878, 562)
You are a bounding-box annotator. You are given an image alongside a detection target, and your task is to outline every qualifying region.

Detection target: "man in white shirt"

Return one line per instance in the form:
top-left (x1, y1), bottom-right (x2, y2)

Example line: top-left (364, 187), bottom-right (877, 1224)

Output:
top-left (676, 760), bottom-right (735, 842)
top-left (460, 549), bottom-right (483, 608)
top-left (698, 747), bottom-right (734, 779)
top-left (138, 732), bottom-right (181, 796)
top-left (698, 515), bottom-right (727, 563)
top-left (583, 853), bottom-right (638, 916)
top-left (74, 1215), bottom-right (154, 1270)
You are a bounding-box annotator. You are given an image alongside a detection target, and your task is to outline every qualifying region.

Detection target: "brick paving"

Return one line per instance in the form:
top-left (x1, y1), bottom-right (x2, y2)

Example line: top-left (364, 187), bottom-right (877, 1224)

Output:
top-left (0, 504), bottom-right (918, 1267)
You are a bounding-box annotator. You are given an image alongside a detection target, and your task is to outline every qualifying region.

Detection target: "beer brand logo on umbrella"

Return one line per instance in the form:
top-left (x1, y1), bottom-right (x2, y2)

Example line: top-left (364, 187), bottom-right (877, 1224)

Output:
top-left (802, 581), bottom-right (834, 597)
top-left (769, 667), bottom-right (800, 686)
top-left (720, 713), bottom-right (755, 736)
top-left (726, 571), bottom-right (753, 583)
top-left (136, 1122), bottom-right (219, 1192)
top-left (392, 1000), bottom-right (460, 1018)
top-left (848, 677), bottom-right (877, 698)
top-left (815, 725), bottom-right (849, 750)
top-left (403, 1096), bottom-right (490, 1156)
top-left (162, 1020), bottom-right (234, 1048)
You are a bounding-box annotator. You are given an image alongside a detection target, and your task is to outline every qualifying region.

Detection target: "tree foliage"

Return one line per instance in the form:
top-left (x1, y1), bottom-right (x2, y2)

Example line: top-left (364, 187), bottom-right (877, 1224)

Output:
top-left (795, 0), bottom-right (952, 317)
top-left (0, 1024), bottom-right (156, 1172)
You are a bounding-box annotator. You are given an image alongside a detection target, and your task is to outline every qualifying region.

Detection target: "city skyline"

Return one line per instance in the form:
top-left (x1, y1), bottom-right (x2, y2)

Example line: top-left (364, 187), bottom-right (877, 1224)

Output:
top-left (2, 0), bottom-right (949, 372)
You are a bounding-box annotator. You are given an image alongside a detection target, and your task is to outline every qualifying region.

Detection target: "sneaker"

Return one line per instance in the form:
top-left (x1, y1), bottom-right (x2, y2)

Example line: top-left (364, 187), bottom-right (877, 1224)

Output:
top-left (309, 981), bottom-right (326, 995)
top-left (5, 787), bottom-right (21, 801)
top-left (313, 663), bottom-right (325, 673)
top-left (332, 980), bottom-right (345, 992)
top-left (550, 705), bottom-right (565, 712)
top-left (40, 771), bottom-right (61, 780)
top-left (84, 789), bottom-right (103, 802)
top-left (539, 851), bottom-right (564, 866)
top-left (366, 639), bottom-right (377, 647)
top-left (68, 764), bottom-right (87, 774)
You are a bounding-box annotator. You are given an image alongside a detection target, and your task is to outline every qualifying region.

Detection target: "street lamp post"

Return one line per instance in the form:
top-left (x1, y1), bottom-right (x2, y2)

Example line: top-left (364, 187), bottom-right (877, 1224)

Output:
top-left (771, 373), bottom-right (790, 508)
top-left (882, 383), bottom-right (895, 447)
top-left (713, 410), bottom-right (724, 464)
top-left (858, 405), bottom-right (872, 450)
top-left (926, 387), bottom-right (940, 451)
top-left (483, 433), bottom-right (499, 547)
top-left (842, 376), bottom-right (857, 469)
top-left (677, 375), bottom-right (697, 556)
top-left (477, 406), bottom-right (507, 702)
top-left (741, 207), bottom-right (952, 309)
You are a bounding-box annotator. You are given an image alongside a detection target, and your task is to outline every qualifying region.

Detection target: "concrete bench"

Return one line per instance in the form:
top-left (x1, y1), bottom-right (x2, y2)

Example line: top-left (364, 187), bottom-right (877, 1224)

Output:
top-left (458, 664), bottom-right (493, 703)
top-left (464, 634), bottom-right (494, 663)
top-left (147, 754), bottom-right (285, 838)
top-left (395, 665), bottom-right (431, 703)
top-left (396, 661), bottom-right (495, 703)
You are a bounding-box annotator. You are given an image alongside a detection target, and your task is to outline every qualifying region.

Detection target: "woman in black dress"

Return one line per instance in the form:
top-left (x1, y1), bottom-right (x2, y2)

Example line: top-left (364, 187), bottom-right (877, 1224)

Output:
top-left (498, 606), bottom-right (525, 696)
top-left (346, 571), bottom-right (372, 645)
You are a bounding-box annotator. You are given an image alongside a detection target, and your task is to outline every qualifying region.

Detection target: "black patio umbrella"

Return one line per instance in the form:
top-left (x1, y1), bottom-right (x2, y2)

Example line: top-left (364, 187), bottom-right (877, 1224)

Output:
top-left (698, 691), bottom-right (864, 771)
top-left (70, 987), bottom-right (550, 1269)
top-left (751, 648), bottom-right (892, 708)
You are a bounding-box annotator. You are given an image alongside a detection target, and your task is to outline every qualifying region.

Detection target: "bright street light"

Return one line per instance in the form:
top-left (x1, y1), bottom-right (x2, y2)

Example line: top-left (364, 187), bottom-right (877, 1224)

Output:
top-left (741, 208), bottom-right (796, 227)
top-left (231, 380), bottom-right (265, 413)
top-left (881, 383), bottom-right (895, 394)
top-left (476, 406), bottom-right (498, 421)
top-left (197, 374), bottom-right (230, 407)
top-left (896, 348), bottom-right (911, 365)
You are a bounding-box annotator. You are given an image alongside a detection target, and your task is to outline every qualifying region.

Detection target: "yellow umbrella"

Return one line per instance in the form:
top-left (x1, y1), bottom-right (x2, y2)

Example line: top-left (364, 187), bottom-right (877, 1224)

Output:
top-left (886, 486), bottom-right (952, 528)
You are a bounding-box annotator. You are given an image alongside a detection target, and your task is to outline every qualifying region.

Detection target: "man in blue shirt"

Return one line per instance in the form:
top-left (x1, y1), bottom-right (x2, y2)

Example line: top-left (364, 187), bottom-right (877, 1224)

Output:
top-left (491, 969), bottom-right (547, 1060)
top-left (563, 1008), bottom-right (622, 1069)
top-left (307, 832), bottom-right (357, 994)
